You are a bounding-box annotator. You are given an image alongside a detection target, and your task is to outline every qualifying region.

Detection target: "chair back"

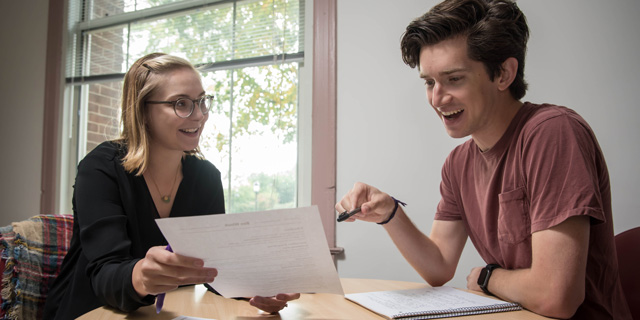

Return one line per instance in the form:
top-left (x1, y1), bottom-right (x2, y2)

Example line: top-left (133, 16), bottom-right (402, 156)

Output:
top-left (616, 226), bottom-right (640, 320)
top-left (0, 215), bottom-right (73, 320)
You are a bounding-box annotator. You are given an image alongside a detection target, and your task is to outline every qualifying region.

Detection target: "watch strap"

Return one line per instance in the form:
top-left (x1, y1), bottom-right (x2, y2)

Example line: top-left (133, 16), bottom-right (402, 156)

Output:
top-left (478, 264), bottom-right (501, 296)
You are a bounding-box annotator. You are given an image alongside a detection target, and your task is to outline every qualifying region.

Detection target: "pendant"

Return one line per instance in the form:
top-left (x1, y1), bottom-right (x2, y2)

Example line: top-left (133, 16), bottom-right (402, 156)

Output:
top-left (161, 195), bottom-right (171, 203)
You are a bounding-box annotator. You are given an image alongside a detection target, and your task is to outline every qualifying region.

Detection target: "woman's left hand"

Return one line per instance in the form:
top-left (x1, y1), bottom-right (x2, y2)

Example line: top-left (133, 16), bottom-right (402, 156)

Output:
top-left (249, 293), bottom-right (301, 313)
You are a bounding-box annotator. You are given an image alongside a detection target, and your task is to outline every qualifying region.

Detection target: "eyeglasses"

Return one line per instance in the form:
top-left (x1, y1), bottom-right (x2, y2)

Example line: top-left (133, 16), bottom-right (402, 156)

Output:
top-left (146, 95), bottom-right (214, 118)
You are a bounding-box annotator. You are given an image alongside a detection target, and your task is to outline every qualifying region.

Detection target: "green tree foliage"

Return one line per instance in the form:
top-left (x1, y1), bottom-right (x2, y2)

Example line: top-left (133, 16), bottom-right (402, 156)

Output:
top-left (227, 170), bottom-right (296, 212)
top-left (135, 0), bottom-right (300, 149)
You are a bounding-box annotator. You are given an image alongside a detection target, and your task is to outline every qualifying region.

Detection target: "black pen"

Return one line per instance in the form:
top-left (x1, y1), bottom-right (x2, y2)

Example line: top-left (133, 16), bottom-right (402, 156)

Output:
top-left (337, 207), bottom-right (361, 222)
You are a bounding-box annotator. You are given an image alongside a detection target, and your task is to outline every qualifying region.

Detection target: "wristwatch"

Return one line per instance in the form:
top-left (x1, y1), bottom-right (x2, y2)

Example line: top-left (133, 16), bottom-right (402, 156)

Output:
top-left (477, 264), bottom-right (501, 296)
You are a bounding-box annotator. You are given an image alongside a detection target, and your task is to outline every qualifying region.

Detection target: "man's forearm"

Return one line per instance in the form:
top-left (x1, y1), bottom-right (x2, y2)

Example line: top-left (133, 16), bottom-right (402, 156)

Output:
top-left (481, 217), bottom-right (590, 319)
top-left (383, 211), bottom-right (466, 286)
top-left (487, 267), bottom-right (583, 319)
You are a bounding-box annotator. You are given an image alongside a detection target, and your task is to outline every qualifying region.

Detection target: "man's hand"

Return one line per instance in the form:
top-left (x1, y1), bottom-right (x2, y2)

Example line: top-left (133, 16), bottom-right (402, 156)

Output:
top-left (335, 182), bottom-right (396, 224)
top-left (466, 266), bottom-right (485, 292)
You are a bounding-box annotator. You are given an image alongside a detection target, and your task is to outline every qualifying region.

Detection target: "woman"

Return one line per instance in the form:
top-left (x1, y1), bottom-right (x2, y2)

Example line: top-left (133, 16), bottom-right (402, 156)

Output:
top-left (43, 53), bottom-right (299, 319)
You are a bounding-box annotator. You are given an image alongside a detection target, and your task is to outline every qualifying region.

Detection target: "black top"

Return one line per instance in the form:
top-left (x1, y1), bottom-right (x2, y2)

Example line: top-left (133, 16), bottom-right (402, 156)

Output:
top-left (43, 141), bottom-right (225, 320)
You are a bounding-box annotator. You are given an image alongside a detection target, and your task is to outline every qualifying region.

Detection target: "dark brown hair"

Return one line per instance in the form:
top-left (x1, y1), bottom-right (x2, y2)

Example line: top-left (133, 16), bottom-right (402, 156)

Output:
top-left (400, 0), bottom-right (529, 100)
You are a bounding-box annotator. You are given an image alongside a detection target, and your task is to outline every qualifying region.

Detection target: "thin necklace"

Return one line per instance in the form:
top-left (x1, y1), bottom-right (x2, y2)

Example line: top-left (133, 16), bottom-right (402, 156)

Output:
top-left (149, 163), bottom-right (180, 203)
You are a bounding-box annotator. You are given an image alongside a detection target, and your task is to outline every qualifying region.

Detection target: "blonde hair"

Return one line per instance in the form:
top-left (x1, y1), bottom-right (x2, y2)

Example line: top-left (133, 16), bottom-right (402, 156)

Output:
top-left (118, 53), bottom-right (202, 175)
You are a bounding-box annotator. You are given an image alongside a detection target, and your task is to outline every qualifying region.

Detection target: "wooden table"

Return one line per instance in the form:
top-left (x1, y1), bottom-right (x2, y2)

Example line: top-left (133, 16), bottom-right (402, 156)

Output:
top-left (78, 278), bottom-right (549, 319)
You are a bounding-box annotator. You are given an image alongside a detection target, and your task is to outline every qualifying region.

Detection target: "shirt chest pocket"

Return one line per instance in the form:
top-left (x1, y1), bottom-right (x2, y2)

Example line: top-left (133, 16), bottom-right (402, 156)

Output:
top-left (498, 187), bottom-right (531, 244)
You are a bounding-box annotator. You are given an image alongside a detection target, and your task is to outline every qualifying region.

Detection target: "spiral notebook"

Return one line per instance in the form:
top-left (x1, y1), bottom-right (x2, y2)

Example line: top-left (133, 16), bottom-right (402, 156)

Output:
top-left (345, 286), bottom-right (521, 319)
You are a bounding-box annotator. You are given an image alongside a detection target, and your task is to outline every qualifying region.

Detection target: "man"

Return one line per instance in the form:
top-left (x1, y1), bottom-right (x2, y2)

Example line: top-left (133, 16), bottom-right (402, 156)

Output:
top-left (335, 0), bottom-right (631, 319)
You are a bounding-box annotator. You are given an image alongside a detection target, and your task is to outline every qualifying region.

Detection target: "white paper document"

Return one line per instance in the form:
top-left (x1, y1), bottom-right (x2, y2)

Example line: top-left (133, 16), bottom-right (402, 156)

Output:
top-left (155, 206), bottom-right (344, 298)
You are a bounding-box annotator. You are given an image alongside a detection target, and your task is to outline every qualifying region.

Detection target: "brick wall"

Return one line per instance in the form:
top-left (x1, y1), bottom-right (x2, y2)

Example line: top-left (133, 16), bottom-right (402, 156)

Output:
top-left (83, 3), bottom-right (125, 154)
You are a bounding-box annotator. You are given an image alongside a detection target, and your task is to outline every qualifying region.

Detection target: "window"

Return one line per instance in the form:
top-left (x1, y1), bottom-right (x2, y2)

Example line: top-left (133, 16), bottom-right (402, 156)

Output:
top-left (61, 0), bottom-right (311, 215)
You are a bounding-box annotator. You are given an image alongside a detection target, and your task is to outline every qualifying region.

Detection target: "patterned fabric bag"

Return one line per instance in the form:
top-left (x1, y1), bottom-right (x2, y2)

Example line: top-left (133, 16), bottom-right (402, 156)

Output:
top-left (0, 215), bottom-right (73, 320)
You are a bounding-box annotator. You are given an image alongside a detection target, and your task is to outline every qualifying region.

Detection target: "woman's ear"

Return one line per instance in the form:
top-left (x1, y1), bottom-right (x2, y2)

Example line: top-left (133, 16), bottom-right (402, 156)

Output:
top-left (497, 57), bottom-right (518, 92)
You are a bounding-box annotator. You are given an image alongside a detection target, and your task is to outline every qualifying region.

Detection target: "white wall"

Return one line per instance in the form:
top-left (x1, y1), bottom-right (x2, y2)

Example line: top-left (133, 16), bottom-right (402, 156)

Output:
top-left (335, 1), bottom-right (640, 289)
top-left (0, 2), bottom-right (49, 226)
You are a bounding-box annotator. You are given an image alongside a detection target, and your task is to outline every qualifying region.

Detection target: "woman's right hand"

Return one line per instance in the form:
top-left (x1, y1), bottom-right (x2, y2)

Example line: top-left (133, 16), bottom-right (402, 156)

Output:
top-left (132, 246), bottom-right (217, 297)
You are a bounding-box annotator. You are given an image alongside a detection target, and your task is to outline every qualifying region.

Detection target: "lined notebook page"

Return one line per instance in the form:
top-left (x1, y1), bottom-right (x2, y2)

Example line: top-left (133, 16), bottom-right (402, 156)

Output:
top-left (345, 286), bottom-right (521, 319)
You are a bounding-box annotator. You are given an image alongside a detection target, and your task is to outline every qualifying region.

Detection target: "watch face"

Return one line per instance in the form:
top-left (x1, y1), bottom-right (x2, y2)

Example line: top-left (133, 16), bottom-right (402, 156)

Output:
top-left (478, 268), bottom-right (490, 286)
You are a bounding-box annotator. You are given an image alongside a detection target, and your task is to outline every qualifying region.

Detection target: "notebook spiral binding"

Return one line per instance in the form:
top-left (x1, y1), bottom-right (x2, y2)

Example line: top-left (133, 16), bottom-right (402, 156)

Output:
top-left (395, 303), bottom-right (522, 319)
